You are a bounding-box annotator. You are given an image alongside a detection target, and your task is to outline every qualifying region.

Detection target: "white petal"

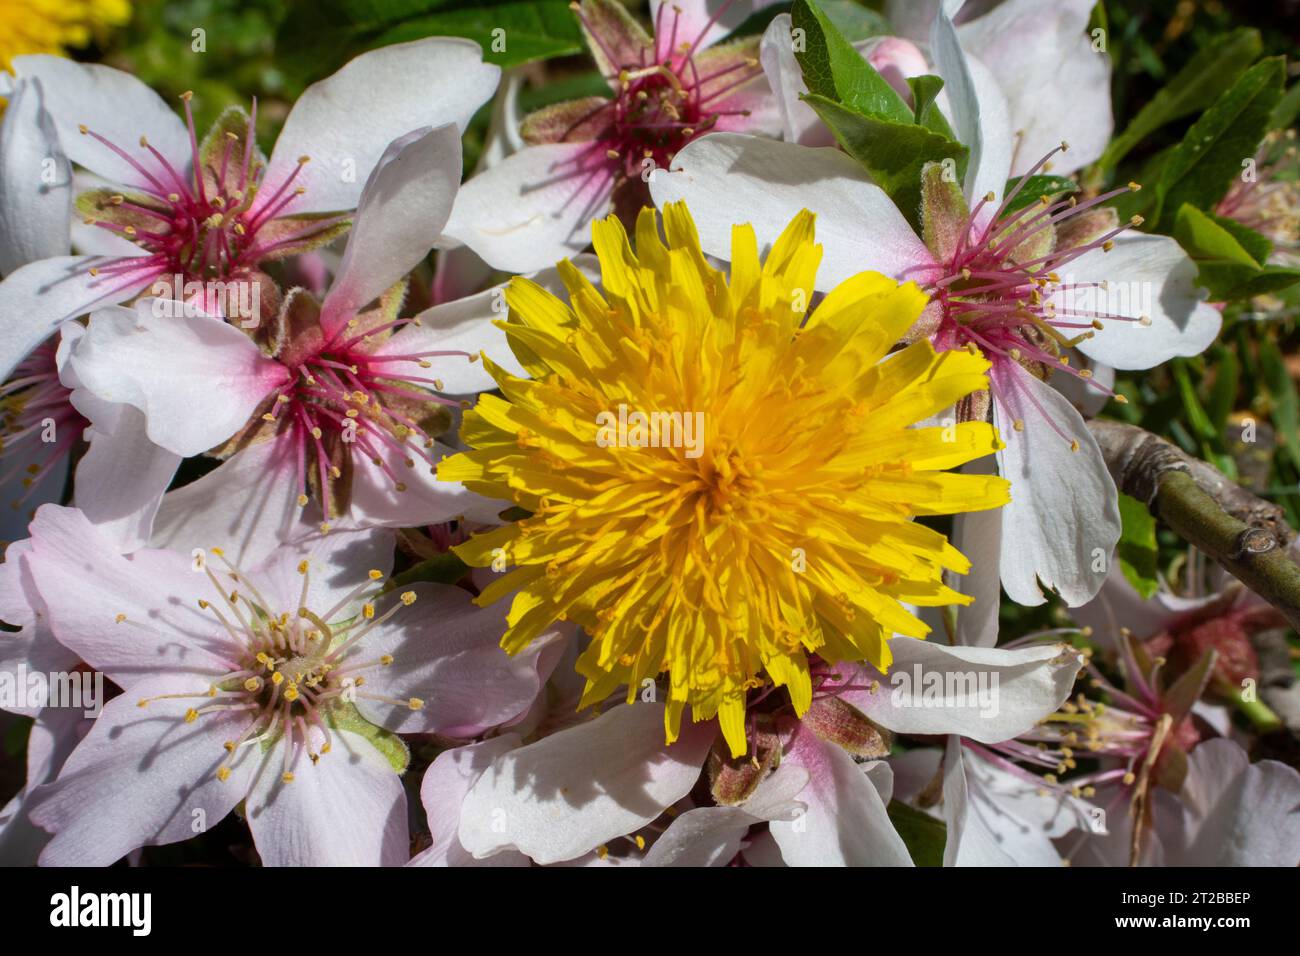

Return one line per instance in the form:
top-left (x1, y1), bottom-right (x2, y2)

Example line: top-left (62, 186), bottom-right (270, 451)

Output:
top-left (642, 761), bottom-right (808, 866)
top-left (1065, 234), bottom-right (1223, 370)
top-left (25, 505), bottom-right (242, 687)
top-left (942, 736), bottom-right (1084, 866)
top-left (769, 728), bottom-right (912, 866)
top-left (70, 405), bottom-right (181, 554)
top-left (649, 0), bottom-right (776, 51)
top-left (948, 455), bottom-right (1002, 646)
top-left (0, 707), bottom-right (86, 863)
top-left (0, 76), bottom-right (71, 275)
top-left (149, 438), bottom-right (306, 564)
top-left (0, 254), bottom-right (145, 382)
top-left (649, 133), bottom-right (935, 289)
top-left (458, 702), bottom-right (713, 864)
top-left (370, 259), bottom-right (595, 394)
top-left (1163, 739), bottom-right (1300, 866)
top-left (245, 729), bottom-right (408, 866)
top-left (956, 0), bottom-right (1112, 174)
top-left (759, 15), bottom-right (820, 145)
top-left (409, 736), bottom-right (530, 867)
top-left (264, 38), bottom-right (499, 215)
top-left (244, 525), bottom-right (394, 616)
top-left (929, 11), bottom-right (1012, 218)
top-left (9, 55), bottom-right (191, 190)
top-left (320, 124), bottom-right (462, 333)
top-left (28, 677), bottom-right (260, 865)
top-left (345, 438), bottom-right (509, 529)
top-left (354, 583), bottom-right (557, 737)
top-left (69, 300), bottom-right (288, 457)
top-left (1070, 565), bottom-right (1219, 649)
top-left (846, 637), bottom-right (1084, 742)
top-left (993, 375), bottom-right (1120, 606)
top-left (441, 143), bottom-right (612, 273)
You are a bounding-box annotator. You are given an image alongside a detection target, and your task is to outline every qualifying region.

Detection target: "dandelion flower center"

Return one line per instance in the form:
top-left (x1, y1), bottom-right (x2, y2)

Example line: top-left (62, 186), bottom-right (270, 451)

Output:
top-left (440, 202), bottom-right (1011, 756)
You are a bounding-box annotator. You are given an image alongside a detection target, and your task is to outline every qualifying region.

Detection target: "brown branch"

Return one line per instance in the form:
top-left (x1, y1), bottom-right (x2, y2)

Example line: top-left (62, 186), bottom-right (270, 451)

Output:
top-left (1087, 420), bottom-right (1300, 632)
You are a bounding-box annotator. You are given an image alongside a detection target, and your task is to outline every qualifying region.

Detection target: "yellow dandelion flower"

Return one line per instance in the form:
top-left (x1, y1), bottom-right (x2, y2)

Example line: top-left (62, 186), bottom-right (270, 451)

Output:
top-left (0, 0), bottom-right (131, 71)
top-left (439, 202), bottom-right (1010, 757)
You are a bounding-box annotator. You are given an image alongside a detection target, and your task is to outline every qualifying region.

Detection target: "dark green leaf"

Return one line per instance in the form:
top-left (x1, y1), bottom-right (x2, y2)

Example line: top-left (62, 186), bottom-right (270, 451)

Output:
top-left (1116, 492), bottom-right (1159, 599)
top-left (1001, 174), bottom-right (1079, 215)
top-left (908, 74), bottom-right (956, 140)
top-left (1154, 58), bottom-right (1285, 231)
top-left (887, 800), bottom-right (945, 867)
top-left (818, 0), bottom-right (889, 42)
top-left (1259, 336), bottom-right (1300, 470)
top-left (802, 93), bottom-right (968, 229)
top-left (275, 0), bottom-right (583, 76)
top-left (790, 0), bottom-right (912, 124)
top-left (1098, 28), bottom-right (1262, 170)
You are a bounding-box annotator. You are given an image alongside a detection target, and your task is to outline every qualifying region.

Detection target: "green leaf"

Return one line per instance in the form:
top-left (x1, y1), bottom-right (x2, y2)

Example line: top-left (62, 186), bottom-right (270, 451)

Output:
top-left (1270, 80), bottom-right (1300, 130)
top-left (1154, 58), bottom-right (1285, 231)
top-left (1205, 345), bottom-right (1240, 431)
top-left (275, 0), bottom-right (584, 76)
top-left (1259, 336), bottom-right (1300, 471)
top-left (818, 0), bottom-right (889, 42)
top-left (1116, 492), bottom-right (1159, 599)
top-left (908, 74), bottom-right (956, 140)
top-left (386, 551), bottom-right (471, 589)
top-left (887, 800), bottom-right (945, 867)
top-left (1172, 203), bottom-right (1300, 299)
top-left (1098, 28), bottom-right (1262, 170)
top-left (327, 702), bottom-right (412, 774)
top-left (1001, 174), bottom-right (1079, 215)
top-left (790, 0), bottom-right (912, 124)
top-left (803, 93), bottom-right (968, 229)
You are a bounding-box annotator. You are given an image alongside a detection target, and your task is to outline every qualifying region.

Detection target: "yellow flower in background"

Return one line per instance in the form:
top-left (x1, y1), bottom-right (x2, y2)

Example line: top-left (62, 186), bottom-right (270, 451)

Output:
top-left (0, 0), bottom-right (130, 70)
top-left (439, 202), bottom-right (1011, 757)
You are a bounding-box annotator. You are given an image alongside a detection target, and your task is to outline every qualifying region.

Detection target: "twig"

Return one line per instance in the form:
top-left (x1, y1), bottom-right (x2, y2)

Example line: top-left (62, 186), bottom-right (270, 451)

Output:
top-left (1087, 420), bottom-right (1300, 632)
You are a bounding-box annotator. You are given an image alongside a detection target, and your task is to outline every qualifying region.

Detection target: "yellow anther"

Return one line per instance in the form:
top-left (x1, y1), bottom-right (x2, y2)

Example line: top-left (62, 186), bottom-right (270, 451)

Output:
top-left (400, 591), bottom-right (417, 606)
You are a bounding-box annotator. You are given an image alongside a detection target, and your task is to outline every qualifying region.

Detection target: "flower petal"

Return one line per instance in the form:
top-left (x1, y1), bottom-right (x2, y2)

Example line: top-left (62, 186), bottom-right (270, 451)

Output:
top-left (1065, 234), bottom-right (1223, 370)
top-left (929, 8), bottom-right (1012, 219)
top-left (25, 505), bottom-right (239, 687)
top-left (9, 55), bottom-right (191, 190)
top-left (768, 727), bottom-right (912, 866)
top-left (956, 0), bottom-right (1112, 175)
top-left (942, 736), bottom-right (1089, 866)
top-left (844, 637), bottom-right (1084, 743)
top-left (1162, 738), bottom-right (1300, 866)
top-left (993, 375), bottom-right (1120, 606)
top-left (69, 301), bottom-right (289, 457)
top-left (244, 729), bottom-right (408, 866)
top-left (354, 583), bottom-right (561, 737)
top-left (442, 142), bottom-right (614, 273)
top-left (409, 735), bottom-right (531, 867)
top-left (28, 676), bottom-right (260, 865)
top-left (319, 124), bottom-right (462, 334)
top-left (649, 133), bottom-right (935, 289)
top-left (458, 702), bottom-right (713, 864)
top-left (0, 75), bottom-right (72, 275)
top-left (263, 38), bottom-right (499, 215)
top-left (643, 760), bottom-right (808, 866)
top-left (148, 438), bottom-right (305, 565)
top-left (0, 254), bottom-right (146, 382)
